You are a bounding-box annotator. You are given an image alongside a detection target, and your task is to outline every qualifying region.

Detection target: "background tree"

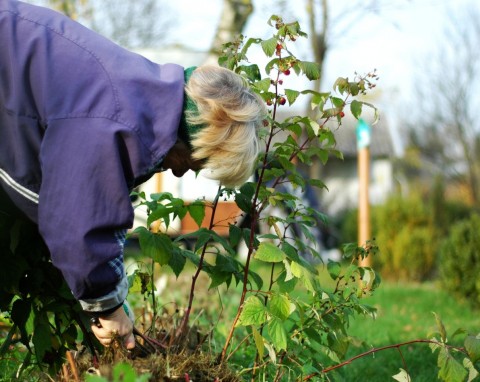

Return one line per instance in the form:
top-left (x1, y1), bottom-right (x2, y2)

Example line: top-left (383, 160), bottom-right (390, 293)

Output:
top-left (208, 0), bottom-right (254, 62)
top-left (402, 4), bottom-right (480, 205)
top-left (29, 0), bottom-right (172, 49)
top-left (88, 0), bottom-right (172, 49)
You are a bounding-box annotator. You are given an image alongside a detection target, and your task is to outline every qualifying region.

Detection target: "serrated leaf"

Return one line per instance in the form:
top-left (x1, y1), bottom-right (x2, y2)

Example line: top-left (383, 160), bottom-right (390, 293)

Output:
top-left (187, 202), bottom-right (206, 227)
top-left (146, 203), bottom-right (168, 228)
top-left (168, 248), bottom-right (186, 277)
top-left (285, 89), bottom-right (300, 105)
top-left (290, 261), bottom-right (303, 278)
top-left (268, 294), bottom-right (291, 320)
top-left (333, 77), bottom-right (348, 92)
top-left (277, 273), bottom-right (297, 293)
top-left (283, 260), bottom-right (294, 281)
top-left (237, 296), bottom-right (266, 326)
top-left (298, 61), bottom-right (321, 80)
top-left (32, 320), bottom-right (51, 362)
top-left (327, 260), bottom-right (341, 280)
top-left (255, 242), bottom-right (286, 262)
top-left (229, 224), bottom-right (242, 248)
top-left (238, 64), bottom-right (261, 81)
top-left (392, 368), bottom-right (410, 382)
top-left (433, 312), bottom-right (447, 342)
top-left (437, 347), bottom-right (468, 382)
top-left (350, 100), bottom-right (363, 119)
top-left (264, 341), bottom-right (277, 364)
top-left (451, 328), bottom-right (467, 340)
top-left (235, 192), bottom-right (252, 213)
top-left (252, 326), bottom-right (265, 359)
top-left (128, 271), bottom-right (151, 294)
top-left (463, 357), bottom-right (479, 382)
top-left (254, 78), bottom-right (273, 93)
top-left (465, 334), bottom-right (480, 363)
top-left (430, 337), bottom-right (442, 353)
top-left (137, 228), bottom-right (172, 265)
top-left (248, 269), bottom-right (264, 290)
top-left (261, 37), bottom-right (278, 57)
top-left (209, 271), bottom-right (230, 289)
top-left (268, 318), bottom-right (288, 351)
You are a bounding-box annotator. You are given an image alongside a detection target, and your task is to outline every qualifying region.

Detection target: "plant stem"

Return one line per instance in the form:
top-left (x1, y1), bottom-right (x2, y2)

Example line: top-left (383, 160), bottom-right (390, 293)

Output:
top-left (220, 107), bottom-right (278, 363)
top-left (177, 187), bottom-right (222, 338)
top-left (302, 339), bottom-right (467, 380)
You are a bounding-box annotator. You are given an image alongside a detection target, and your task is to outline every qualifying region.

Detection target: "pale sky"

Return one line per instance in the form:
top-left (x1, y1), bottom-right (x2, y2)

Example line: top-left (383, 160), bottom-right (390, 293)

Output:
top-left (164, 0), bottom-right (479, 113)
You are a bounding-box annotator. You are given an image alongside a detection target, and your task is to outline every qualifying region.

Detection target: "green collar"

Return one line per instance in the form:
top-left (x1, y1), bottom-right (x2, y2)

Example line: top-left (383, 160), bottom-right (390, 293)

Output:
top-left (178, 66), bottom-right (206, 146)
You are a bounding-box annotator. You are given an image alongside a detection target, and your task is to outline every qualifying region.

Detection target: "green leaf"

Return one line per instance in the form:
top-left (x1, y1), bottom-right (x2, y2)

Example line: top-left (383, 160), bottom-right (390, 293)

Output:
top-left (327, 261), bottom-right (341, 280)
top-left (209, 271), bottom-right (231, 289)
top-left (252, 326), bottom-right (265, 359)
top-left (254, 78), bottom-right (273, 93)
top-left (333, 77), bottom-right (348, 93)
top-left (392, 368), bottom-right (410, 382)
top-left (146, 203), bottom-right (169, 228)
top-left (237, 64), bottom-right (261, 81)
top-left (168, 247), bottom-right (186, 277)
top-left (237, 296), bottom-right (267, 326)
top-left (268, 293), bottom-right (291, 320)
top-left (433, 312), bottom-right (447, 343)
top-left (290, 261), bottom-right (303, 278)
top-left (255, 242), bottom-right (286, 262)
top-left (264, 341), bottom-right (277, 364)
top-left (128, 271), bottom-right (151, 294)
top-left (112, 362), bottom-right (151, 382)
top-left (32, 320), bottom-right (52, 362)
top-left (285, 89), bottom-right (300, 105)
top-left (463, 357), bottom-right (479, 382)
top-left (465, 334), bottom-right (480, 363)
top-left (248, 269), bottom-right (264, 290)
top-left (137, 227), bottom-right (172, 265)
top-left (235, 192), bottom-right (252, 213)
top-left (350, 100), bottom-right (363, 119)
top-left (11, 298), bottom-right (31, 329)
top-left (268, 318), bottom-right (288, 350)
top-left (228, 224), bottom-right (242, 248)
top-left (261, 37), bottom-right (278, 57)
top-left (297, 61), bottom-right (321, 80)
top-left (187, 202), bottom-right (206, 227)
top-left (277, 272), bottom-right (297, 293)
top-left (437, 347), bottom-right (468, 382)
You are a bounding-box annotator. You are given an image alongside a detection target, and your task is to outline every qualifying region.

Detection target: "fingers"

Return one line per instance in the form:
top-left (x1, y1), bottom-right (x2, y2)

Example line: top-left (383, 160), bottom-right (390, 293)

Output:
top-left (90, 324), bottom-right (136, 348)
top-left (89, 306), bottom-right (135, 349)
top-left (124, 332), bottom-right (136, 350)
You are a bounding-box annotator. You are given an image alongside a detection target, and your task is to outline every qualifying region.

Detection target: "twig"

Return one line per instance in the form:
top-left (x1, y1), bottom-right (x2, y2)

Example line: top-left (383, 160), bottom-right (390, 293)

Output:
top-left (66, 351), bottom-right (80, 382)
top-left (177, 188), bottom-right (222, 339)
top-left (303, 339), bottom-right (467, 380)
top-left (396, 346), bottom-right (411, 381)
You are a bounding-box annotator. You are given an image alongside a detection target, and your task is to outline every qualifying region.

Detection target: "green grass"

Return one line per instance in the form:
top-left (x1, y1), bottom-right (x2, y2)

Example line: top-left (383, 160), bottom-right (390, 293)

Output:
top-left (330, 281), bottom-right (479, 381)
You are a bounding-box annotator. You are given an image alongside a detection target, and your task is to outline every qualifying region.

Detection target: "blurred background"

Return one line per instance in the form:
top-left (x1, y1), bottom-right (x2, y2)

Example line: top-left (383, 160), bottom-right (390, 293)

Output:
top-left (25, 0), bottom-right (480, 305)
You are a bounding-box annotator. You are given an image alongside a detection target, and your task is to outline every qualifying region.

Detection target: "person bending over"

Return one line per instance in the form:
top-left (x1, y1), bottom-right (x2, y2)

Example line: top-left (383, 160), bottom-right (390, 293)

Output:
top-left (0, 0), bottom-right (266, 349)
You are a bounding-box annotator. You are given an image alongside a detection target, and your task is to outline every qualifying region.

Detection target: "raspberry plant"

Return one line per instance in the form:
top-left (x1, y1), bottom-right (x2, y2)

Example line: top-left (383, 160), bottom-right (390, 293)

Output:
top-left (1, 13), bottom-right (479, 382)
top-left (131, 15), bottom-right (383, 380)
top-left (130, 15), bottom-right (480, 381)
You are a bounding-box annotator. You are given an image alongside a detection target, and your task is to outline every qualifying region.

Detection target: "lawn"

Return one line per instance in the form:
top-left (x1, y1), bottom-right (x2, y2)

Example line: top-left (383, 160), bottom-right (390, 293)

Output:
top-left (123, 248), bottom-right (479, 381)
top-left (2, 253), bottom-right (478, 381)
top-left (330, 281), bottom-right (479, 381)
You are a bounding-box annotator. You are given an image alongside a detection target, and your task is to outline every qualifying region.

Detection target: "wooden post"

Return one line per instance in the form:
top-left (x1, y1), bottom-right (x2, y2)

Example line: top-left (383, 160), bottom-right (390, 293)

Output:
top-left (356, 119), bottom-right (371, 267)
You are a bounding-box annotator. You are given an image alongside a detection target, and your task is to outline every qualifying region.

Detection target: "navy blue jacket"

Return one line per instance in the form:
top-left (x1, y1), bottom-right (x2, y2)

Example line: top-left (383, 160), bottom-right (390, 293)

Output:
top-left (0, 0), bottom-right (185, 312)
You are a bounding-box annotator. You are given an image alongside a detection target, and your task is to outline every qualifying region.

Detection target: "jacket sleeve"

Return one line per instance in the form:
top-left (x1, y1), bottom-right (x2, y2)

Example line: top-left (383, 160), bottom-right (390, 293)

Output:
top-left (38, 117), bottom-right (151, 312)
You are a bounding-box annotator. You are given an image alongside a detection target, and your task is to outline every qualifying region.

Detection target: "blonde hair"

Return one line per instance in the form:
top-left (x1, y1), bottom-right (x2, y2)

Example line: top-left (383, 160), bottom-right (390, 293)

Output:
top-left (185, 65), bottom-right (266, 187)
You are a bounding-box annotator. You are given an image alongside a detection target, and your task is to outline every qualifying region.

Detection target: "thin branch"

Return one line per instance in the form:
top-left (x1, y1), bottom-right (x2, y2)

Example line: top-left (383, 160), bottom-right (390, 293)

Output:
top-left (303, 339), bottom-right (467, 380)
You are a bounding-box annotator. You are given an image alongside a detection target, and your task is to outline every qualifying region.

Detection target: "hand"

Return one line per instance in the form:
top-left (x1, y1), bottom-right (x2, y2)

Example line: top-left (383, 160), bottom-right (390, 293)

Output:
top-left (90, 305), bottom-right (135, 349)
